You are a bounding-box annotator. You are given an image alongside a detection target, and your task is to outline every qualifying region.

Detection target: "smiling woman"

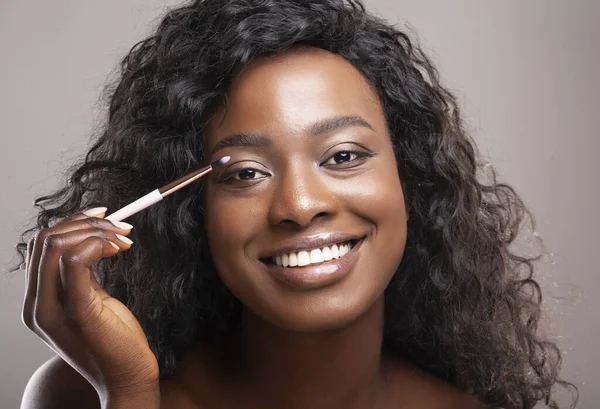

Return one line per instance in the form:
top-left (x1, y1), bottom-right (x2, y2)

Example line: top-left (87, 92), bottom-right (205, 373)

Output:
top-left (203, 49), bottom-right (407, 334)
top-left (12, 1), bottom-right (577, 409)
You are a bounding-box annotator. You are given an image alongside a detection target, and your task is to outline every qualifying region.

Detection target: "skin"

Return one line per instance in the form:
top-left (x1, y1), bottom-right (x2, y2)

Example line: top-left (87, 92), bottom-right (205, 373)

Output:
top-left (163, 47), bottom-right (487, 408)
top-left (20, 47), bottom-right (489, 409)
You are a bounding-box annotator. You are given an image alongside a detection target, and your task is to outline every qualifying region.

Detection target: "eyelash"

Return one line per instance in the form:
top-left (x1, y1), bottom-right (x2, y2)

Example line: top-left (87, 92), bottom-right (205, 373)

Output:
top-left (217, 149), bottom-right (374, 184)
top-left (322, 150), bottom-right (374, 167)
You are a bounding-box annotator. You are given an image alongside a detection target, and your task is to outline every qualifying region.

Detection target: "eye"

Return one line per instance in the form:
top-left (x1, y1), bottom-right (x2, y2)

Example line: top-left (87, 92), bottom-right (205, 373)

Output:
top-left (219, 167), bottom-right (270, 183)
top-left (233, 168), bottom-right (264, 180)
top-left (322, 150), bottom-right (373, 167)
top-left (327, 151), bottom-right (356, 165)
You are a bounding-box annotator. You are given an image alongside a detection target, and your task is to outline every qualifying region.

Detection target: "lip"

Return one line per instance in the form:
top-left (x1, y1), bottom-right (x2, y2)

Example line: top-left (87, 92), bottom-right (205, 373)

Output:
top-left (262, 237), bottom-right (364, 291)
top-left (259, 232), bottom-right (364, 260)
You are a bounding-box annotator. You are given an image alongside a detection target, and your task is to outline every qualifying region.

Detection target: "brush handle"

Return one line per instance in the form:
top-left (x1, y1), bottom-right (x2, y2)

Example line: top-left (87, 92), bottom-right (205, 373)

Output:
top-left (105, 189), bottom-right (163, 223)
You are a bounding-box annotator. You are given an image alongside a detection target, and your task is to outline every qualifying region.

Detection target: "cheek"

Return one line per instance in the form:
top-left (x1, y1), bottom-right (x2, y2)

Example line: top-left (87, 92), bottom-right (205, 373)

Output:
top-left (204, 193), bottom-right (262, 267)
top-left (341, 163), bottom-right (406, 227)
top-left (338, 161), bottom-right (407, 264)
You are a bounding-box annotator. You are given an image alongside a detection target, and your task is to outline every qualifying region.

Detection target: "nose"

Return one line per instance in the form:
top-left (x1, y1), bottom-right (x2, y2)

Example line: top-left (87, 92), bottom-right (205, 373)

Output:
top-left (268, 164), bottom-right (338, 229)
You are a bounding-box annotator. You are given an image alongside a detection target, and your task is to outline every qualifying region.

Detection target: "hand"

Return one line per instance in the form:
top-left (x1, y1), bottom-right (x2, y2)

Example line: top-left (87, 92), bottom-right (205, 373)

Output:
top-left (21, 207), bottom-right (160, 400)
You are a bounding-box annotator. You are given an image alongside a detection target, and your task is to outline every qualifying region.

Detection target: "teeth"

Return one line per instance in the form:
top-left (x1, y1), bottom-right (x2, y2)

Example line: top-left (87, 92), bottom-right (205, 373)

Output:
top-left (331, 244), bottom-right (339, 259)
top-left (310, 248), bottom-right (324, 263)
top-left (297, 251), bottom-right (310, 266)
top-left (272, 241), bottom-right (354, 268)
top-left (339, 244), bottom-right (349, 257)
top-left (322, 246), bottom-right (332, 261)
top-left (289, 252), bottom-right (298, 267)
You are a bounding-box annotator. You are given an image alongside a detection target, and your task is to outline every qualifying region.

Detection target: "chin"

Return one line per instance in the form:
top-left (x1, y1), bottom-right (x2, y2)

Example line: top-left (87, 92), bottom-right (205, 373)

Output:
top-left (244, 280), bottom-right (386, 333)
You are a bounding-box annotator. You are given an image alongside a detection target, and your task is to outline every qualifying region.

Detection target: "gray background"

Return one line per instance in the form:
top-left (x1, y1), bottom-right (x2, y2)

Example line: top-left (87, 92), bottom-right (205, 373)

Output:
top-left (1, 0), bottom-right (597, 408)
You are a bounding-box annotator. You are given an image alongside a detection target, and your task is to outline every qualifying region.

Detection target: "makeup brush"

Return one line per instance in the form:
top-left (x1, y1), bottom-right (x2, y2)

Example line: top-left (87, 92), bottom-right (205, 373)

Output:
top-left (104, 156), bottom-right (231, 223)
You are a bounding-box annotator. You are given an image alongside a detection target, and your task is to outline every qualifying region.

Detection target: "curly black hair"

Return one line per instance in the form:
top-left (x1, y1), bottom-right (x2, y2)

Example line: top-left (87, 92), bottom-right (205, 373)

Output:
top-left (11, 1), bottom-right (579, 408)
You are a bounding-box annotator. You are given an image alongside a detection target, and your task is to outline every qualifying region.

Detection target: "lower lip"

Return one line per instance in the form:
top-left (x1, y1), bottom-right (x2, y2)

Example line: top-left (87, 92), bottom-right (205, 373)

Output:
top-left (264, 240), bottom-right (363, 290)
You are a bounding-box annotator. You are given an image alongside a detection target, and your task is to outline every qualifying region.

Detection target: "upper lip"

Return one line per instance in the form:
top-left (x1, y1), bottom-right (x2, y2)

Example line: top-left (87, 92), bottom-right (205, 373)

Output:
top-left (259, 232), bottom-right (364, 259)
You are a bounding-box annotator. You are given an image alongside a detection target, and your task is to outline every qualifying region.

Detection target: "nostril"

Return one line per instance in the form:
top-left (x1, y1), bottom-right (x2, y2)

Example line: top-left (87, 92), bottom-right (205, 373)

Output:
top-left (274, 210), bottom-right (333, 228)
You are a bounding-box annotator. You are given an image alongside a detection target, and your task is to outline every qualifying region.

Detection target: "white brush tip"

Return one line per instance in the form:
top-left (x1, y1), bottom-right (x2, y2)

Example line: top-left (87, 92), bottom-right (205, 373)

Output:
top-left (212, 156), bottom-right (231, 167)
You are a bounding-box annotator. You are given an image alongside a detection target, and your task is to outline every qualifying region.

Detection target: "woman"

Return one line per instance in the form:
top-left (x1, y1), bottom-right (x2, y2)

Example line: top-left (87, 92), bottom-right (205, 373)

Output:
top-left (13, 0), bottom-right (578, 408)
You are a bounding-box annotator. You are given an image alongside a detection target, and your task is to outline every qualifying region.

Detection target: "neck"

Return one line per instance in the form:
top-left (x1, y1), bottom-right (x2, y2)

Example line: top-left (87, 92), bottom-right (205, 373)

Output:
top-left (230, 296), bottom-right (387, 409)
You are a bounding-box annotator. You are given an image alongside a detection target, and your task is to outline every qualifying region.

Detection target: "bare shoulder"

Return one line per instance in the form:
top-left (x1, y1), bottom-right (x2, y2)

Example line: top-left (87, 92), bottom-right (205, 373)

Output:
top-left (20, 355), bottom-right (100, 409)
top-left (383, 358), bottom-right (491, 409)
top-left (20, 355), bottom-right (209, 409)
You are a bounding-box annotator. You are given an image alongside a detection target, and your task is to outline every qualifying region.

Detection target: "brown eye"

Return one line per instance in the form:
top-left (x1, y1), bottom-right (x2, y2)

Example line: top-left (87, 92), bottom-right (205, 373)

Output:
top-left (331, 152), bottom-right (356, 164)
top-left (220, 167), bottom-right (270, 183)
top-left (323, 150), bottom-right (371, 166)
top-left (236, 169), bottom-right (258, 180)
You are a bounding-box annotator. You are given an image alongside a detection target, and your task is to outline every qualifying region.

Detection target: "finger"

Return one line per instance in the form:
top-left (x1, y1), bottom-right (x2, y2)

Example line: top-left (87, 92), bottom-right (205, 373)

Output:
top-left (88, 233), bottom-right (133, 300)
top-left (89, 270), bottom-right (111, 300)
top-left (75, 206), bottom-right (109, 221)
top-left (22, 237), bottom-right (37, 328)
top-left (36, 229), bottom-right (126, 312)
top-left (24, 231), bottom-right (46, 326)
top-left (51, 216), bottom-right (133, 237)
top-left (21, 237), bottom-right (34, 271)
top-left (22, 207), bottom-right (112, 329)
top-left (49, 206), bottom-right (109, 228)
top-left (88, 234), bottom-right (133, 300)
top-left (58, 236), bottom-right (121, 320)
top-left (25, 216), bottom-right (132, 313)
top-left (23, 240), bottom-right (58, 351)
top-left (81, 207), bottom-right (108, 218)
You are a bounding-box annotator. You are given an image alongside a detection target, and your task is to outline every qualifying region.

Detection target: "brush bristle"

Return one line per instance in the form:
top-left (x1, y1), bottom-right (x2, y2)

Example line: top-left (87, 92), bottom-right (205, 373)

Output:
top-left (211, 156), bottom-right (231, 167)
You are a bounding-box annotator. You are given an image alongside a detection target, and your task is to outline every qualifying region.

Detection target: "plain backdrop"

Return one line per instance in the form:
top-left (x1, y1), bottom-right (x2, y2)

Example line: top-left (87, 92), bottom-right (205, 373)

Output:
top-left (1, 1), bottom-right (598, 408)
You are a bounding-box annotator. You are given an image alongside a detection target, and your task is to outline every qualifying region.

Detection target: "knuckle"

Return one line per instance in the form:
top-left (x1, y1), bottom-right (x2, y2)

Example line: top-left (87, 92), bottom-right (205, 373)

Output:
top-left (88, 236), bottom-right (106, 249)
top-left (60, 253), bottom-right (82, 267)
top-left (42, 234), bottom-right (63, 252)
top-left (92, 227), bottom-right (108, 237)
top-left (59, 237), bottom-right (104, 268)
top-left (34, 229), bottom-right (49, 245)
top-left (85, 217), bottom-right (102, 226)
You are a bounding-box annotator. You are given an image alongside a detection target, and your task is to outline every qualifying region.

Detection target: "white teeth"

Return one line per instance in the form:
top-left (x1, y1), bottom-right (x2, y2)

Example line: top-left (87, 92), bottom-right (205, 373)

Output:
top-left (297, 251), bottom-right (310, 266)
top-left (322, 246), bottom-right (332, 261)
top-left (281, 253), bottom-right (289, 267)
top-left (310, 248), bottom-right (324, 263)
top-left (289, 252), bottom-right (298, 267)
top-left (271, 241), bottom-right (355, 268)
top-left (339, 244), bottom-right (349, 257)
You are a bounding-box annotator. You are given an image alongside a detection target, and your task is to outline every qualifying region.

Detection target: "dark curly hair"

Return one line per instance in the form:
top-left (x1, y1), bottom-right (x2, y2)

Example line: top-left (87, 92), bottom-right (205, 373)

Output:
top-left (11, 0), bottom-right (578, 408)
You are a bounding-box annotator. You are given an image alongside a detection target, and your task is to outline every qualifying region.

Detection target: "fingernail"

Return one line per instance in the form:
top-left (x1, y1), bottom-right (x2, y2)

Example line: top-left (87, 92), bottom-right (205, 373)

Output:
top-left (115, 234), bottom-right (133, 245)
top-left (19, 262), bottom-right (26, 270)
top-left (111, 221), bottom-right (134, 230)
top-left (83, 207), bottom-right (108, 217)
top-left (108, 241), bottom-right (120, 250)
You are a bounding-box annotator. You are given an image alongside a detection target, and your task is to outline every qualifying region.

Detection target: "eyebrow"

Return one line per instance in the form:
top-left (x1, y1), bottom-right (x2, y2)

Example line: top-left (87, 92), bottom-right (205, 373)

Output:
top-left (210, 115), bottom-right (375, 156)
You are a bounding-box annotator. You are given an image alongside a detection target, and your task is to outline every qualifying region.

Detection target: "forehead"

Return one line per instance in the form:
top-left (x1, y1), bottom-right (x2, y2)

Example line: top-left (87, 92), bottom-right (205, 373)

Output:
top-left (205, 47), bottom-right (387, 147)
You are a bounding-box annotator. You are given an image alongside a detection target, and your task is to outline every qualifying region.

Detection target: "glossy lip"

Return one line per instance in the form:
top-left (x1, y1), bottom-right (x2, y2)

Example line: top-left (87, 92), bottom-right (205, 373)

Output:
top-left (262, 237), bottom-right (365, 291)
top-left (259, 232), bottom-right (364, 260)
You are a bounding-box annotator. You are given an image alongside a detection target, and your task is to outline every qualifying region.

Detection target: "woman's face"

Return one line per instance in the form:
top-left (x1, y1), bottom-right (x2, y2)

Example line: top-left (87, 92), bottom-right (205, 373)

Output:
top-left (204, 47), bottom-right (407, 331)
